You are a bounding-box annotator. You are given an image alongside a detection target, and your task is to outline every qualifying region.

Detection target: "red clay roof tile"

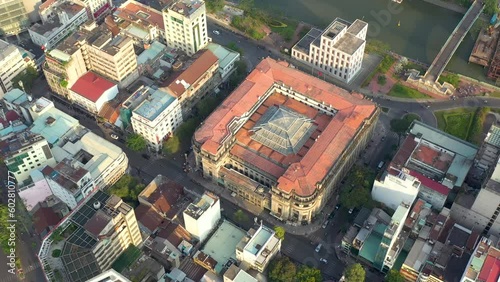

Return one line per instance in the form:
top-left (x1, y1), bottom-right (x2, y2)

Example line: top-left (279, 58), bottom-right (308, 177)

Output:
top-left (194, 58), bottom-right (376, 197)
top-left (167, 50), bottom-right (218, 98)
top-left (70, 72), bottom-right (115, 102)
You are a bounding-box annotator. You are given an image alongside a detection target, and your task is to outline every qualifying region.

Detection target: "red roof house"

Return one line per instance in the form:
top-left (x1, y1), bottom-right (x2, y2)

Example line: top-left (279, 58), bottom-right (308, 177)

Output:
top-left (69, 72), bottom-right (118, 113)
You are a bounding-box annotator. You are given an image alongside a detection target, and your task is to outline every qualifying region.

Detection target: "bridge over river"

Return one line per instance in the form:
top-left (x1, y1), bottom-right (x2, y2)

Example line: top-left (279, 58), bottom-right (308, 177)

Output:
top-left (424, 0), bottom-right (484, 82)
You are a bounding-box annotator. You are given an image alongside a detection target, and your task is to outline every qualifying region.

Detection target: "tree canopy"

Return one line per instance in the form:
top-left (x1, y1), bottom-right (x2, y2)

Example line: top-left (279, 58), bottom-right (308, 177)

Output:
top-left (268, 257), bottom-right (322, 282)
top-left (390, 114), bottom-right (421, 137)
top-left (126, 133), bottom-right (147, 151)
top-left (296, 265), bottom-right (322, 282)
top-left (344, 263), bottom-right (365, 282)
top-left (273, 226), bottom-right (285, 240)
top-left (0, 205), bottom-right (11, 254)
top-left (233, 209), bottom-right (248, 223)
top-left (108, 175), bottom-right (145, 207)
top-left (268, 257), bottom-right (297, 282)
top-left (484, 0), bottom-right (498, 16)
top-left (205, 0), bottom-right (224, 13)
top-left (385, 270), bottom-right (404, 282)
top-left (339, 165), bottom-right (375, 209)
top-left (12, 65), bottom-right (38, 93)
top-left (163, 135), bottom-right (180, 155)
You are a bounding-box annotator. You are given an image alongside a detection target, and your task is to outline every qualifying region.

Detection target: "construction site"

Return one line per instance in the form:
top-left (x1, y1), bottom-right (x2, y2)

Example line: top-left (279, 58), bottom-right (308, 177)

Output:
top-left (469, 15), bottom-right (500, 82)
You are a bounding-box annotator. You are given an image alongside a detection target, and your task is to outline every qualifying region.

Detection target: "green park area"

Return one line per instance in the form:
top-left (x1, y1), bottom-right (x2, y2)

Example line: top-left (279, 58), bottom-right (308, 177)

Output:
top-left (388, 83), bottom-right (430, 99)
top-left (434, 107), bottom-right (489, 144)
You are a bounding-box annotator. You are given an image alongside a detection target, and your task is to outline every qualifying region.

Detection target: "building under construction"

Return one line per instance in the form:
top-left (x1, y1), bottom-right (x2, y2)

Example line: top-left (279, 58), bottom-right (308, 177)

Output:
top-left (487, 26), bottom-right (500, 81)
top-left (469, 26), bottom-right (499, 67)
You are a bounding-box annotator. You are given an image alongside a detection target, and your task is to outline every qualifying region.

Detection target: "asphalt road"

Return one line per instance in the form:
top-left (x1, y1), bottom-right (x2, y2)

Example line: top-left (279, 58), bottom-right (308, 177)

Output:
top-left (207, 20), bottom-right (272, 71)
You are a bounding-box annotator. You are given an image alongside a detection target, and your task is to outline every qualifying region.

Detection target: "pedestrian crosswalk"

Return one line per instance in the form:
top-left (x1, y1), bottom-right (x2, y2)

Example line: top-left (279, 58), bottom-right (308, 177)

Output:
top-left (2, 262), bottom-right (41, 282)
top-left (281, 243), bottom-right (296, 255)
top-left (4, 273), bottom-right (19, 282)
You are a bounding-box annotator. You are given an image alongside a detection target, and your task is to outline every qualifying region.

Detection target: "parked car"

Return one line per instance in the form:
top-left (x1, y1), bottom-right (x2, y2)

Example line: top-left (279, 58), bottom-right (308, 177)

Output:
top-left (213, 30), bottom-right (220, 35)
top-left (315, 244), bottom-right (322, 253)
top-left (322, 220), bottom-right (329, 229)
top-left (142, 154), bottom-right (150, 160)
top-left (348, 208), bottom-right (354, 214)
top-left (378, 161), bottom-right (385, 170)
top-left (319, 258), bottom-right (328, 264)
top-left (110, 133), bottom-right (119, 140)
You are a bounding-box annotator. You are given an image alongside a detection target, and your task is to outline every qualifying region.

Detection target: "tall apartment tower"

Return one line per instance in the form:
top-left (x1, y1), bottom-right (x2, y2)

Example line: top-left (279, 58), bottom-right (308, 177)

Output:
top-left (38, 191), bottom-right (142, 282)
top-left (162, 0), bottom-right (208, 56)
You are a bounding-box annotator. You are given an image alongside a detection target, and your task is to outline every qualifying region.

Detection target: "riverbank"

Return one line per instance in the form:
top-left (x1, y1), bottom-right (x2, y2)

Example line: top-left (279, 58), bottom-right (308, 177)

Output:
top-left (421, 0), bottom-right (490, 21)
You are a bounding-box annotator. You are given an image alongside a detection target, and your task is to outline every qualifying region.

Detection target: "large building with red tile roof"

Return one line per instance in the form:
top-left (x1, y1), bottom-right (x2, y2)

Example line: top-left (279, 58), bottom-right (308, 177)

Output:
top-left (193, 58), bottom-right (378, 223)
top-left (165, 50), bottom-right (219, 115)
top-left (69, 71), bottom-right (118, 113)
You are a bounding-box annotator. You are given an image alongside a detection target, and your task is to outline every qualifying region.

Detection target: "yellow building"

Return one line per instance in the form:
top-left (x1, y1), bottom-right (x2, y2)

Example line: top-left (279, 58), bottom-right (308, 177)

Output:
top-left (193, 58), bottom-right (379, 223)
top-left (43, 23), bottom-right (139, 98)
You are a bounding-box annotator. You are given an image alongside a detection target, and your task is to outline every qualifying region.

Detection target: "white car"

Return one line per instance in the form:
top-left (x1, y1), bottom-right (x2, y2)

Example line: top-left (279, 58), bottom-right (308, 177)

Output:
top-left (348, 208), bottom-right (354, 214)
top-left (319, 258), bottom-right (328, 264)
top-left (213, 30), bottom-right (220, 35)
top-left (322, 220), bottom-right (329, 229)
top-left (315, 244), bottom-right (322, 253)
top-left (110, 134), bottom-right (119, 140)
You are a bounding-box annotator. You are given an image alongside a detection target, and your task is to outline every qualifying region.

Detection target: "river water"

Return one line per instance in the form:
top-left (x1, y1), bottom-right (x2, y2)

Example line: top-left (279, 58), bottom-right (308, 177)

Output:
top-left (254, 0), bottom-right (488, 81)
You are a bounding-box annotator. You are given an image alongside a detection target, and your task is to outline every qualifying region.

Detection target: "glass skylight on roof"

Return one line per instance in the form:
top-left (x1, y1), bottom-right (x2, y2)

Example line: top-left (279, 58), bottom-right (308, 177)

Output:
top-left (250, 106), bottom-right (316, 155)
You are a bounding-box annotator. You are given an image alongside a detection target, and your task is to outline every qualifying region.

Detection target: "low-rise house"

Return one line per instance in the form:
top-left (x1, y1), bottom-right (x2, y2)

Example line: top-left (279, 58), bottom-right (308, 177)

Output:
top-left (136, 41), bottom-right (167, 76)
top-left (3, 88), bottom-right (34, 124)
top-left (166, 50), bottom-right (220, 115)
top-left (235, 224), bottom-right (281, 272)
top-left (206, 43), bottom-right (240, 82)
top-left (69, 71), bottom-right (118, 114)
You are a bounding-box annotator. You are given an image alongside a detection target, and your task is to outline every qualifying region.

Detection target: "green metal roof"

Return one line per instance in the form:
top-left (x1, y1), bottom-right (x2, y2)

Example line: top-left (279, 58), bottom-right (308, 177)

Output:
top-left (206, 43), bottom-right (240, 70)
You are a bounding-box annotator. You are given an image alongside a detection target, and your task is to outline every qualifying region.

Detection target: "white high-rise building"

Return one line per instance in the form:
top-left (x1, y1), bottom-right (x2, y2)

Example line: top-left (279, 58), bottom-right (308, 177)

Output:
top-left (162, 0), bottom-right (208, 56)
top-left (372, 170), bottom-right (421, 211)
top-left (292, 18), bottom-right (367, 83)
top-left (0, 39), bottom-right (35, 98)
top-left (183, 192), bottom-right (220, 242)
top-left (127, 86), bottom-right (182, 152)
